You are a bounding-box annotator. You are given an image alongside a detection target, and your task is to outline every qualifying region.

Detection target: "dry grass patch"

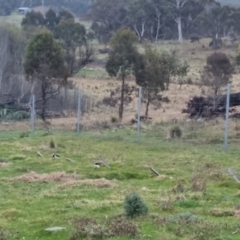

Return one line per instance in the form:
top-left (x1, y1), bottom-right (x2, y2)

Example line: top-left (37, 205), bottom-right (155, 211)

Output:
top-left (210, 208), bottom-right (235, 217)
top-left (5, 171), bottom-right (78, 183)
top-left (0, 163), bottom-right (10, 167)
top-left (4, 171), bottom-right (116, 188)
top-left (59, 178), bottom-right (116, 188)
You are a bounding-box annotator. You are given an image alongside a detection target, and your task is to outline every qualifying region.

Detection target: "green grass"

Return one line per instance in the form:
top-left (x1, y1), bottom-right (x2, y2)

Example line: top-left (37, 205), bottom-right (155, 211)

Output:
top-left (78, 67), bottom-right (108, 79)
top-left (0, 128), bottom-right (240, 239)
top-left (0, 13), bottom-right (23, 26)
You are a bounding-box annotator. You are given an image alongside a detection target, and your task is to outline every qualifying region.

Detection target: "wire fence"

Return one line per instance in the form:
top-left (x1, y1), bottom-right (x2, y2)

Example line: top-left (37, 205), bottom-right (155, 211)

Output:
top-left (0, 83), bottom-right (239, 150)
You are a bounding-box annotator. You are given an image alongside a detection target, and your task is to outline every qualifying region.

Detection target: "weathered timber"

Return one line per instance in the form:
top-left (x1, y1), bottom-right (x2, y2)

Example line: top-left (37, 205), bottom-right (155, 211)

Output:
top-left (183, 92), bottom-right (240, 118)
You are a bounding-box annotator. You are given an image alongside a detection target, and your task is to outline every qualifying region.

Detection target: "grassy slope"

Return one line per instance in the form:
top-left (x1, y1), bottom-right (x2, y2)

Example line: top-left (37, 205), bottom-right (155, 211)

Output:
top-left (0, 11), bottom-right (240, 240)
top-left (0, 128), bottom-right (240, 240)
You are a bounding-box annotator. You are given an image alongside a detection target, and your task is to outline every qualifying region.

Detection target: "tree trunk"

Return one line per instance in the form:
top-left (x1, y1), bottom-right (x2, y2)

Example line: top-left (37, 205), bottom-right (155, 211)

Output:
top-left (150, 25), bottom-right (154, 43)
top-left (177, 16), bottom-right (183, 44)
top-left (155, 20), bottom-right (160, 42)
top-left (133, 21), bottom-right (145, 43)
top-left (145, 98), bottom-right (150, 118)
top-left (155, 7), bottom-right (161, 42)
top-left (119, 76), bottom-right (125, 120)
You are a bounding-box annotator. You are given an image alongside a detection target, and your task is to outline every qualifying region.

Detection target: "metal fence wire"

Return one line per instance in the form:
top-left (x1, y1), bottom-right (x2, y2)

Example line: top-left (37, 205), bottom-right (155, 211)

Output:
top-left (0, 83), bottom-right (238, 151)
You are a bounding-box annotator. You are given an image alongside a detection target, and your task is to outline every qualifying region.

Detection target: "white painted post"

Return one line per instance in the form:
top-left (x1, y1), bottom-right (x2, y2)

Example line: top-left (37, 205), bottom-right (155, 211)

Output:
top-left (77, 89), bottom-right (81, 135)
top-left (137, 87), bottom-right (142, 142)
top-left (224, 83), bottom-right (231, 151)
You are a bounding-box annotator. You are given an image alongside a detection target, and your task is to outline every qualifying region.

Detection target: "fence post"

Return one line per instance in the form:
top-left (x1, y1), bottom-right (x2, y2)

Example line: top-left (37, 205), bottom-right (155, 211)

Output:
top-left (77, 89), bottom-right (81, 135)
top-left (137, 87), bottom-right (142, 142)
top-left (30, 95), bottom-right (35, 133)
top-left (32, 95), bottom-right (35, 133)
top-left (224, 83), bottom-right (231, 151)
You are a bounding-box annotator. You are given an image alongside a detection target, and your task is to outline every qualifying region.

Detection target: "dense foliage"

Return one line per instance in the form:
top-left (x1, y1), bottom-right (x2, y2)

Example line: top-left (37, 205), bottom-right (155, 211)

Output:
top-left (24, 31), bottom-right (68, 120)
top-left (124, 193), bottom-right (148, 218)
top-left (106, 28), bottom-right (139, 120)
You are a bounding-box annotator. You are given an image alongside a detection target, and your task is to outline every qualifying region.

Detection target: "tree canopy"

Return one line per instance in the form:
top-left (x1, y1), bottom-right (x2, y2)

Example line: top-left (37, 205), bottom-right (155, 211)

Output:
top-left (106, 28), bottom-right (139, 120)
top-left (89, 0), bottom-right (240, 45)
top-left (24, 31), bottom-right (68, 120)
top-left (201, 52), bottom-right (234, 96)
top-left (135, 45), bottom-right (178, 117)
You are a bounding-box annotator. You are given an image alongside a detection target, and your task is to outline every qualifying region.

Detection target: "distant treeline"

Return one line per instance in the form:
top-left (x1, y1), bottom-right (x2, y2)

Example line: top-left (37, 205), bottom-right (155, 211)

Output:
top-left (87, 0), bottom-right (240, 48)
top-left (0, 0), bottom-right (92, 16)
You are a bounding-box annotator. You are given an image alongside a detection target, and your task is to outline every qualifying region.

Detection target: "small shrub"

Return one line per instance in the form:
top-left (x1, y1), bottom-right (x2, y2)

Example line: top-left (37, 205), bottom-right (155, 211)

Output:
top-left (172, 182), bottom-right (185, 193)
top-left (161, 200), bottom-right (174, 212)
top-left (5, 111), bottom-right (30, 121)
top-left (111, 116), bottom-right (118, 123)
top-left (70, 216), bottom-right (139, 239)
top-left (49, 139), bottom-right (55, 149)
top-left (169, 126), bottom-right (182, 139)
top-left (186, 77), bottom-right (193, 84)
top-left (0, 228), bottom-right (9, 240)
top-left (102, 97), bottom-right (118, 107)
top-left (70, 218), bottom-right (105, 240)
top-left (190, 34), bottom-right (200, 42)
top-left (190, 173), bottom-right (207, 192)
top-left (107, 215), bottom-right (139, 237)
top-left (19, 132), bottom-right (29, 138)
top-left (170, 212), bottom-right (199, 224)
top-left (124, 193), bottom-right (148, 218)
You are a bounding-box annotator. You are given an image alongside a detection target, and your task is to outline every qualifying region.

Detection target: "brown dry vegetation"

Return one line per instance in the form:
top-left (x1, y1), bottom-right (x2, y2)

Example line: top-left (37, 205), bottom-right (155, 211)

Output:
top-left (1, 38), bottom-right (240, 132)
top-left (0, 162), bottom-right (10, 167)
top-left (5, 171), bottom-right (78, 183)
top-left (3, 171), bottom-right (116, 188)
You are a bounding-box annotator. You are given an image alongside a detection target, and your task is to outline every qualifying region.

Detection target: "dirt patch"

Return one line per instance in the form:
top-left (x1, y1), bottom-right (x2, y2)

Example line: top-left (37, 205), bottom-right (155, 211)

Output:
top-left (0, 162), bottom-right (10, 167)
top-left (235, 209), bottom-right (240, 218)
top-left (6, 171), bottom-right (78, 183)
top-left (59, 178), bottom-right (116, 188)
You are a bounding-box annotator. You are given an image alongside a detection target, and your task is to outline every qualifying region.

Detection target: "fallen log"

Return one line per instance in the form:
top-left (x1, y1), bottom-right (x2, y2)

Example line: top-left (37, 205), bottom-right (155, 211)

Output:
top-left (183, 92), bottom-right (240, 118)
top-left (228, 168), bottom-right (240, 184)
top-left (150, 167), bottom-right (160, 176)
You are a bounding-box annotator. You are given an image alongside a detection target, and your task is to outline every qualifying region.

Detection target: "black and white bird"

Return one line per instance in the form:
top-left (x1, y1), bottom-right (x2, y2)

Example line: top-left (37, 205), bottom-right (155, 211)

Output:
top-left (93, 162), bottom-right (101, 168)
top-left (52, 153), bottom-right (60, 159)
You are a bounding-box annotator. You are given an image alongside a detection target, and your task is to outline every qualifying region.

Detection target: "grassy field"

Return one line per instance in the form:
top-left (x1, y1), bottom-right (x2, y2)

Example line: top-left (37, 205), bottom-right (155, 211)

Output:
top-left (0, 127), bottom-right (240, 240)
top-left (1, 13), bottom-right (240, 239)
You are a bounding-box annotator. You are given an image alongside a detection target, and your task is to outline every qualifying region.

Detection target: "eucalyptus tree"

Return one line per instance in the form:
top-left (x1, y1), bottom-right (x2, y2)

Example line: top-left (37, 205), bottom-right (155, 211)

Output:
top-left (168, 0), bottom-right (189, 43)
top-left (90, 0), bottom-right (128, 43)
top-left (135, 45), bottom-right (178, 117)
top-left (106, 28), bottom-right (139, 120)
top-left (196, 2), bottom-right (236, 49)
top-left (149, 0), bottom-right (169, 41)
top-left (24, 31), bottom-right (68, 121)
top-left (201, 52), bottom-right (234, 96)
top-left (54, 19), bottom-right (93, 76)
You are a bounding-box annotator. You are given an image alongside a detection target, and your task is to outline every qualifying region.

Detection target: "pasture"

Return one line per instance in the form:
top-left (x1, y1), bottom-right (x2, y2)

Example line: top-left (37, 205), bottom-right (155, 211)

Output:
top-left (1, 10), bottom-right (240, 240)
top-left (0, 128), bottom-right (240, 239)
